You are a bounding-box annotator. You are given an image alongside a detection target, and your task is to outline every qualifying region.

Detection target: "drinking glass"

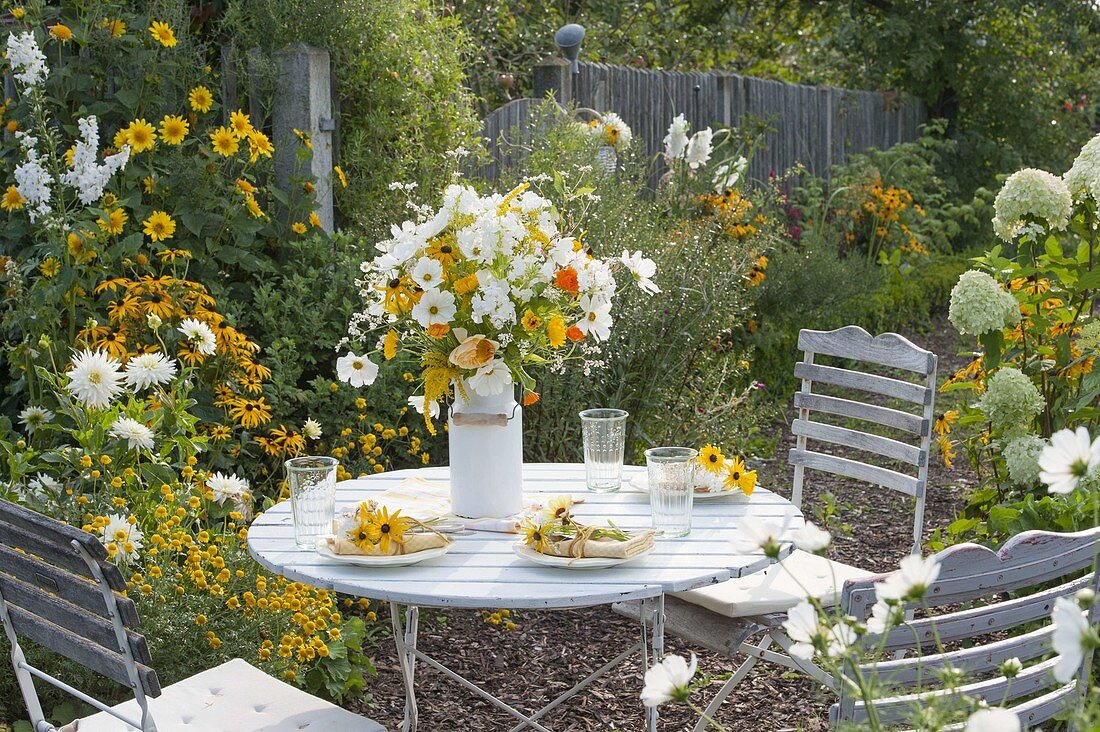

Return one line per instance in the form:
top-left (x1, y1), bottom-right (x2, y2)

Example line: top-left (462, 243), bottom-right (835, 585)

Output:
top-left (645, 447), bottom-right (697, 538)
top-left (580, 408), bottom-right (629, 493)
top-left (285, 456), bottom-right (338, 548)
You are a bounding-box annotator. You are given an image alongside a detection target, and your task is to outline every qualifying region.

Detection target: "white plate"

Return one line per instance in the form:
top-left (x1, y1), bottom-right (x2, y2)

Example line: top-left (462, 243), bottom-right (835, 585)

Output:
top-left (628, 475), bottom-right (751, 501)
top-left (314, 538), bottom-right (452, 567)
top-left (511, 541), bottom-right (652, 569)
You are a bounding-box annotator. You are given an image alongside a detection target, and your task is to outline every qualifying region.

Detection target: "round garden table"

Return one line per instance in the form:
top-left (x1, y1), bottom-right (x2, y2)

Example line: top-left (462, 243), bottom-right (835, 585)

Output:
top-left (247, 463), bottom-right (802, 732)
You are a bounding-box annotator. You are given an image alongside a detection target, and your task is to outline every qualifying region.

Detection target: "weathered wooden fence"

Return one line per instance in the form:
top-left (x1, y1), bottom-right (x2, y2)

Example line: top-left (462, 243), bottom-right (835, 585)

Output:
top-left (478, 59), bottom-right (927, 184)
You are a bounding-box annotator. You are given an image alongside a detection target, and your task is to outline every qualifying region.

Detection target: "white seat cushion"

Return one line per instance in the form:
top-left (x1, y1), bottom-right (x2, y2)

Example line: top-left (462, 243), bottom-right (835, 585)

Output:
top-left (672, 550), bottom-right (875, 617)
top-left (67, 658), bottom-right (384, 731)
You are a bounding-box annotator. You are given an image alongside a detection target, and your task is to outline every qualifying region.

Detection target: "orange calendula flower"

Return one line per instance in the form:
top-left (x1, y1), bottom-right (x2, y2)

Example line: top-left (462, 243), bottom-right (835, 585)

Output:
top-left (566, 326), bottom-right (585, 342)
top-left (554, 267), bottom-right (579, 294)
top-left (547, 316), bottom-right (567, 348)
top-left (427, 323), bottom-right (450, 338)
top-left (523, 392), bottom-right (540, 406)
top-left (383, 330), bottom-right (399, 360)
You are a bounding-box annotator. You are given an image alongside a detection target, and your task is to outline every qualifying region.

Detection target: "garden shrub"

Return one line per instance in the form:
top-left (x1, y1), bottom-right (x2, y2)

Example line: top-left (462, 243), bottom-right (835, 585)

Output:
top-left (219, 0), bottom-right (480, 239)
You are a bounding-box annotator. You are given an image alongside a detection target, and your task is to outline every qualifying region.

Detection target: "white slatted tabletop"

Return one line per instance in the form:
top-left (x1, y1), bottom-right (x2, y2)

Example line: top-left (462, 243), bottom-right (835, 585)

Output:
top-left (247, 463), bottom-right (802, 610)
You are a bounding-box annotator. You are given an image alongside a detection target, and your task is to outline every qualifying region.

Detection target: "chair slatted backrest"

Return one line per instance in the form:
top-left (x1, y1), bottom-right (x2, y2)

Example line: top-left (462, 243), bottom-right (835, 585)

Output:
top-left (0, 499), bottom-right (161, 729)
top-left (833, 527), bottom-right (1100, 727)
top-left (790, 327), bottom-right (938, 555)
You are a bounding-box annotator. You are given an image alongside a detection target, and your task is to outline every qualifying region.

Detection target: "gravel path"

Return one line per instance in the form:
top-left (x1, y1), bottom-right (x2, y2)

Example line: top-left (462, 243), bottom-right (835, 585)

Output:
top-left (349, 318), bottom-right (975, 731)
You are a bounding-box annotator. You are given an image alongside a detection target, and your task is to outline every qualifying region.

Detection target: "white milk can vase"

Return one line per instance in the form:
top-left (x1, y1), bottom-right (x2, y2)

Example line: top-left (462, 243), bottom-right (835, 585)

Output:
top-left (447, 384), bottom-right (523, 519)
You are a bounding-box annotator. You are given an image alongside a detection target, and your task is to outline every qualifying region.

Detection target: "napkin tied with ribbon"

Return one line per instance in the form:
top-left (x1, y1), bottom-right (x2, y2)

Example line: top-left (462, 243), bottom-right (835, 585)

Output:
top-left (539, 527), bottom-right (656, 559)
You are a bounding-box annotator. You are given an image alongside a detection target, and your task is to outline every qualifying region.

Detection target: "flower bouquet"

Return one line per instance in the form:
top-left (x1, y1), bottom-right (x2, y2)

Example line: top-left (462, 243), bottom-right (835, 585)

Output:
top-left (694, 444), bottom-right (757, 496)
top-left (340, 180), bottom-right (657, 518)
top-left (327, 500), bottom-right (451, 557)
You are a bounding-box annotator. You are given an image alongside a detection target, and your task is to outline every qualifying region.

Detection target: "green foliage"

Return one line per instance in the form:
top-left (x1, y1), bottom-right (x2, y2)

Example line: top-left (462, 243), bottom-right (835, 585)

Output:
top-left (220, 0), bottom-right (480, 239)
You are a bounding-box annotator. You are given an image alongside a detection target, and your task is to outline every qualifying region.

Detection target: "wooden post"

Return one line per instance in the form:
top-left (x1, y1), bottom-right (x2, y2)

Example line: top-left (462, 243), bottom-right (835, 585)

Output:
top-left (273, 43), bottom-right (335, 233)
top-left (533, 57), bottom-right (572, 104)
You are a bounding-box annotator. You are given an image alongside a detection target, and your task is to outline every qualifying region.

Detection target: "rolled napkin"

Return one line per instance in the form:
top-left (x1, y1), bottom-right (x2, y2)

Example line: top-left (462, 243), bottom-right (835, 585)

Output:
top-left (539, 527), bottom-right (656, 559)
top-left (327, 501), bottom-right (452, 556)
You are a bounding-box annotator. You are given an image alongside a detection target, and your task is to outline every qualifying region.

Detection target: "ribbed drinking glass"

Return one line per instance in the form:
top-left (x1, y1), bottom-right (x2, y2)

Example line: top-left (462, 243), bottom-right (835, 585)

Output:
top-left (579, 408), bottom-right (629, 493)
top-left (645, 447), bottom-right (697, 538)
top-left (285, 456), bottom-right (338, 548)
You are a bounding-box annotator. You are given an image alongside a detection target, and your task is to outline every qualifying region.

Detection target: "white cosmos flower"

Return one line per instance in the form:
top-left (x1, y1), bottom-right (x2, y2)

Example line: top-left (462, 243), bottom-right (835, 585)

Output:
top-left (575, 295), bottom-right (612, 342)
top-left (620, 250), bottom-right (660, 295)
top-left (66, 349), bottom-right (124, 409)
top-left (412, 288), bottom-right (457, 327)
top-left (108, 417), bottom-right (155, 452)
top-left (18, 405), bottom-right (54, 434)
top-left (640, 653), bottom-right (697, 708)
top-left (825, 621), bottom-right (857, 658)
top-left (875, 554), bottom-right (942, 602)
top-left (100, 514), bottom-right (143, 564)
top-left (730, 508), bottom-right (795, 556)
top-left (207, 472), bottom-right (250, 505)
top-left (336, 352), bottom-right (379, 387)
top-left (467, 358), bottom-right (513, 396)
top-left (303, 418), bottom-right (322, 440)
top-left (782, 600), bottom-right (819, 660)
top-left (410, 256), bottom-right (444, 290)
top-left (1038, 426), bottom-right (1100, 495)
top-left (663, 113), bottom-right (690, 161)
top-left (685, 128), bottom-right (713, 170)
top-left (792, 521), bottom-right (832, 553)
top-left (1051, 596), bottom-right (1090, 683)
top-left (407, 395), bottom-right (441, 420)
top-left (179, 318), bottom-right (216, 356)
top-left (865, 599), bottom-right (902, 635)
top-left (965, 708), bottom-right (1020, 732)
top-left (123, 352), bottom-right (178, 390)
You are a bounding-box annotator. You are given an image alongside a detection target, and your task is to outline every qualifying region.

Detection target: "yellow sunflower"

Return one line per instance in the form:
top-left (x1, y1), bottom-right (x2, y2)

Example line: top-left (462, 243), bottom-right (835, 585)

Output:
top-left (697, 444), bottom-right (726, 474)
top-left (96, 208), bottom-right (128, 235)
top-left (383, 330), bottom-right (399, 360)
top-left (546, 316), bottom-right (567, 348)
top-left (521, 520), bottom-right (552, 554)
top-left (159, 115), bottom-right (189, 145)
top-left (291, 222), bottom-right (307, 234)
top-left (1, 185), bottom-right (25, 212)
top-left (365, 506), bottom-right (410, 555)
top-left (333, 165), bottom-right (348, 188)
top-left (188, 85), bottom-right (213, 114)
top-left (247, 131), bottom-right (273, 162)
top-left (125, 119), bottom-right (157, 153)
top-left (933, 410), bottom-right (959, 437)
top-left (148, 21), bottom-right (176, 48)
top-left (39, 257), bottom-right (60, 277)
top-left (309, 211), bottom-right (321, 228)
top-left (723, 456), bottom-right (756, 496)
top-left (235, 178), bottom-right (257, 195)
top-left (142, 210), bottom-right (176, 242)
top-left (244, 194), bottom-right (265, 219)
top-left (229, 110), bottom-right (253, 139)
top-left (101, 18), bottom-right (126, 38)
top-left (209, 126), bottom-right (239, 157)
top-left (49, 24), bottom-right (73, 42)
top-left (521, 309), bottom-right (542, 331)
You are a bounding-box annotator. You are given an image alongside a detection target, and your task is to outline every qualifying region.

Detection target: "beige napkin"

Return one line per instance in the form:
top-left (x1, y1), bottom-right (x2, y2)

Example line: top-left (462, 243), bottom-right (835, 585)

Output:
top-left (540, 529), bottom-right (656, 559)
top-left (375, 477), bottom-right (546, 533)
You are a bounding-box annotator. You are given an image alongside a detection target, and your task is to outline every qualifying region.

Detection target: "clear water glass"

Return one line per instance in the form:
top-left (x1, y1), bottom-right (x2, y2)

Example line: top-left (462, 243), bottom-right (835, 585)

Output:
top-left (645, 447), bottom-right (697, 538)
top-left (580, 408), bottom-right (629, 493)
top-left (285, 456), bottom-right (338, 548)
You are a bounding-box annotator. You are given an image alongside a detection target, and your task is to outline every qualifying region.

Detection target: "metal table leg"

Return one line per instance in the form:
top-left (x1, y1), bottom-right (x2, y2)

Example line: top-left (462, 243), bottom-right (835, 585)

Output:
top-left (641, 595), bottom-right (665, 732)
top-left (390, 603), bottom-right (420, 732)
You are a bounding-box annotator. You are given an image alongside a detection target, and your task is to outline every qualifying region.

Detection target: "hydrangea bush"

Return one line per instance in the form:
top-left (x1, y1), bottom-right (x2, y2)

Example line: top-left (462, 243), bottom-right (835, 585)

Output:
top-left (938, 131), bottom-right (1100, 546)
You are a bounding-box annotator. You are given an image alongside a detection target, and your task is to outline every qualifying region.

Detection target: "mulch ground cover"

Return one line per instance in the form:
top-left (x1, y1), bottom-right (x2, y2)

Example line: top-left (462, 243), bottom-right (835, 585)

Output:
top-left (349, 316), bottom-right (976, 731)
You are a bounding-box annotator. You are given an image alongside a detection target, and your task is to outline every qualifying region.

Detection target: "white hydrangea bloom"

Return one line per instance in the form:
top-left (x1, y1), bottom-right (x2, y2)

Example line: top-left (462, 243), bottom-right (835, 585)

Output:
top-left (1002, 434), bottom-right (1046, 487)
top-left (1064, 132), bottom-right (1100, 205)
top-left (60, 116), bottom-right (131, 205)
top-left (6, 32), bottom-right (48, 89)
top-left (992, 168), bottom-right (1072, 242)
top-left (948, 270), bottom-right (1020, 336)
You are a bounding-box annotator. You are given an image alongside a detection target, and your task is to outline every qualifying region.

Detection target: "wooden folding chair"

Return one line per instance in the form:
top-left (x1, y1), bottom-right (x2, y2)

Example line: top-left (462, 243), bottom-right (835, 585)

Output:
top-left (0, 499), bottom-right (384, 731)
top-left (836, 526), bottom-right (1100, 728)
top-left (614, 326), bottom-right (938, 729)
